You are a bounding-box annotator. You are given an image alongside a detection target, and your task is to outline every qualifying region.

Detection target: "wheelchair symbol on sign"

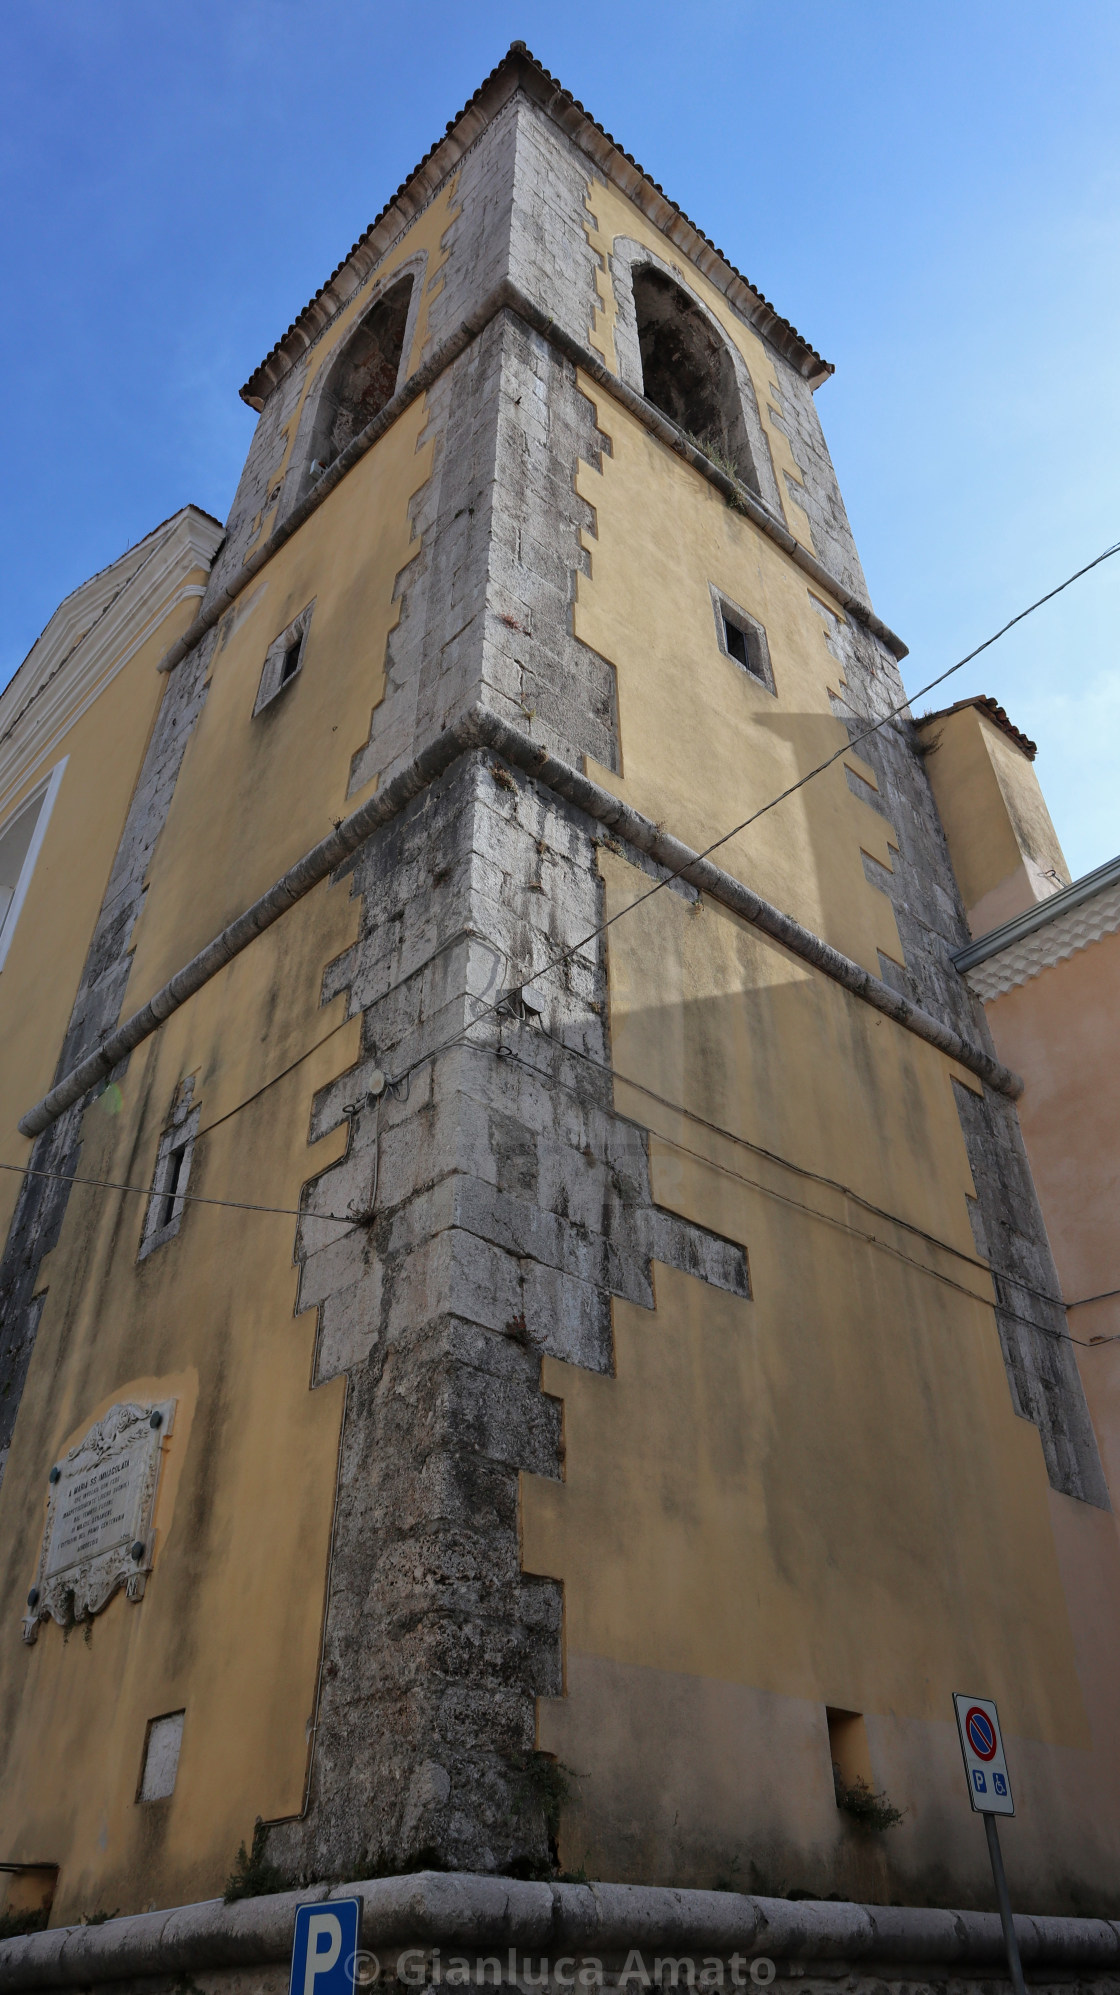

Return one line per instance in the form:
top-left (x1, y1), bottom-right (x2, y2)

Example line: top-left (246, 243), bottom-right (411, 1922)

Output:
top-left (993, 1773), bottom-right (1008, 1796)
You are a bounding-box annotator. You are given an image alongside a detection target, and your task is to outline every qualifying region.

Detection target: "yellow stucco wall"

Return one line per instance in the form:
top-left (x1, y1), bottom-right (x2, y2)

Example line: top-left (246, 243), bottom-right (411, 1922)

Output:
top-left (569, 183), bottom-right (903, 980)
top-left (122, 402), bottom-right (430, 1006)
top-left (0, 878), bottom-right (359, 1919)
top-left (572, 388), bottom-right (903, 978)
top-left (516, 194), bottom-right (1120, 1905)
top-left (984, 930), bottom-right (1120, 1539)
top-left (521, 860), bottom-right (1120, 1905)
top-left (0, 185), bottom-right (448, 1907)
top-left (0, 579), bottom-right (208, 1250)
top-left (917, 706), bottom-right (1070, 936)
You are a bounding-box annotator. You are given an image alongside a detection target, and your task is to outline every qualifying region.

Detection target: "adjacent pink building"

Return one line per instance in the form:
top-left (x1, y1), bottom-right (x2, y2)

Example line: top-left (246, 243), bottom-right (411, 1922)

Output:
top-left (919, 695), bottom-right (1120, 1507)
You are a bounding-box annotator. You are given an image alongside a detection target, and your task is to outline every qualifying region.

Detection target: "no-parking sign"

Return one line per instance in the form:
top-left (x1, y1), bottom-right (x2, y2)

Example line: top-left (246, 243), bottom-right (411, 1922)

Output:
top-left (953, 1693), bottom-right (1014, 1815)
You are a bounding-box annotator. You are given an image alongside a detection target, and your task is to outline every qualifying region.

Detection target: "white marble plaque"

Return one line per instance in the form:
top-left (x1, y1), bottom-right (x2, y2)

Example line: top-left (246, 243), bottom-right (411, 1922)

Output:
top-left (23, 1399), bottom-right (175, 1642)
top-left (47, 1442), bottom-right (149, 1576)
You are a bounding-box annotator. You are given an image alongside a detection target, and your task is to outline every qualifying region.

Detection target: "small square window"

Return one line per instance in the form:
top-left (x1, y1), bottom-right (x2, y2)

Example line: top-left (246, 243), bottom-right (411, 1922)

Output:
top-left (827, 1706), bottom-right (873, 1796)
top-left (254, 602), bottom-right (314, 715)
top-left (711, 587), bottom-right (775, 693)
top-left (138, 1710), bottom-right (184, 1802)
top-left (139, 1096), bottom-right (200, 1260)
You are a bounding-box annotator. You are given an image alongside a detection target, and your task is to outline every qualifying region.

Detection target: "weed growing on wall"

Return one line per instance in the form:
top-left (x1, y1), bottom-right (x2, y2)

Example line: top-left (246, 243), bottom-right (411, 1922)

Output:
top-left (834, 1773), bottom-right (904, 1832)
top-left (682, 430), bottom-right (738, 482)
top-left (224, 1822), bottom-right (288, 1902)
top-left (0, 1910), bottom-right (48, 1941)
top-left (504, 1750), bottom-right (581, 1875)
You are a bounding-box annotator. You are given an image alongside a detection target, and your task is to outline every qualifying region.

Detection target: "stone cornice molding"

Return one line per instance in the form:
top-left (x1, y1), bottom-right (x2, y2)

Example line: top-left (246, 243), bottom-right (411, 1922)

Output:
top-left (18, 708), bottom-right (1019, 1141)
top-left (162, 281), bottom-right (906, 683)
top-left (2, 1869), bottom-right (1120, 1988)
top-left (957, 854), bottom-right (1120, 1000)
top-left (0, 509), bottom-right (223, 822)
top-left (240, 44), bottom-right (832, 412)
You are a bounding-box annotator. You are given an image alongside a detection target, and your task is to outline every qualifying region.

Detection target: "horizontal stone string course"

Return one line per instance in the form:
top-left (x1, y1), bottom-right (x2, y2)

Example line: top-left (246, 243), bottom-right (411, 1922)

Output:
top-left (2, 1871), bottom-right (1120, 1990)
top-left (157, 279), bottom-right (906, 679)
top-left (17, 710), bottom-right (1020, 1139)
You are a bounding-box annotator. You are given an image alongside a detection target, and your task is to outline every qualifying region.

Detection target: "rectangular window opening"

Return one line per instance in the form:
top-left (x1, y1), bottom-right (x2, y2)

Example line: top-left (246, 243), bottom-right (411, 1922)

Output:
top-left (826, 1706), bottom-right (873, 1800)
top-left (156, 1139), bottom-right (190, 1234)
top-left (723, 616), bottom-right (751, 670)
top-left (723, 610), bottom-right (768, 682)
top-left (138, 1710), bottom-right (185, 1803)
top-left (711, 588), bottom-right (775, 694)
top-left (254, 604), bottom-right (314, 715)
top-left (0, 1866), bottom-right (58, 1925)
top-left (139, 1097), bottom-right (200, 1258)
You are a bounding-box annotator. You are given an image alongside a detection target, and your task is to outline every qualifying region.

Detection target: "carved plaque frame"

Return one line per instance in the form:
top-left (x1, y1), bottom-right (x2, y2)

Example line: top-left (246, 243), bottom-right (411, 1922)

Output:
top-left (22, 1399), bottom-right (175, 1643)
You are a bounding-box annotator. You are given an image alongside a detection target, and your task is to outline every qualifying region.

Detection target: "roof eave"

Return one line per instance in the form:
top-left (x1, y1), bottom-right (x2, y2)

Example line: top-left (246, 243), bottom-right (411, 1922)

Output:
top-left (917, 694), bottom-right (1038, 762)
top-left (239, 44), bottom-right (832, 413)
top-left (953, 851), bottom-right (1120, 975)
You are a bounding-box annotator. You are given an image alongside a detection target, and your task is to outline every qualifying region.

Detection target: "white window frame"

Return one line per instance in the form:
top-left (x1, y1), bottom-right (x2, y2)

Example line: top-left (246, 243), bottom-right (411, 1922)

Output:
top-left (0, 758), bottom-right (67, 973)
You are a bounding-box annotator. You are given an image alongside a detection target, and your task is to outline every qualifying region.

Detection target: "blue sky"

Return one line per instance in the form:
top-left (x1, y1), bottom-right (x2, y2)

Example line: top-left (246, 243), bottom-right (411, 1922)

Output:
top-left (3, 1), bottom-right (1117, 875)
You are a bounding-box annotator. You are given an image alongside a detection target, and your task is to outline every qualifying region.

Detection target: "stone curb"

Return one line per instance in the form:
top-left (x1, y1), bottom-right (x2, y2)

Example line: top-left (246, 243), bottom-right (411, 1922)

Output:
top-left (3, 1874), bottom-right (1120, 1989)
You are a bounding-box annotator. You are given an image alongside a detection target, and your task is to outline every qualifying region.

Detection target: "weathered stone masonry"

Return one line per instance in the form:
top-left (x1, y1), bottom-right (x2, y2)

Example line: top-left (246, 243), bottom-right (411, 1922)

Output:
top-left (275, 750), bottom-right (749, 1881)
top-left (819, 604), bottom-right (1105, 1504)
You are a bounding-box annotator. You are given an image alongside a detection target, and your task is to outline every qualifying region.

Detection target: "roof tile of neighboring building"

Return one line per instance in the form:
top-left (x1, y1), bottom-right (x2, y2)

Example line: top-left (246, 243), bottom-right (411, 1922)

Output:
top-left (954, 851), bottom-right (1120, 997)
top-left (239, 42), bottom-right (832, 412)
top-left (918, 694), bottom-right (1038, 761)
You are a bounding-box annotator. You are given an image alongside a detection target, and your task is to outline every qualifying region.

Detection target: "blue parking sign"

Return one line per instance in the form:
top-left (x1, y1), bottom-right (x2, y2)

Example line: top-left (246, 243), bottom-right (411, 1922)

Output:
top-left (290, 1899), bottom-right (361, 1995)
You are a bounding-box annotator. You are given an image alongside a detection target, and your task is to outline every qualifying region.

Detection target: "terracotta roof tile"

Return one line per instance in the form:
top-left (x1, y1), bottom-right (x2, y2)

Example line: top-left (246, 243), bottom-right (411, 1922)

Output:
top-left (918, 694), bottom-right (1038, 761)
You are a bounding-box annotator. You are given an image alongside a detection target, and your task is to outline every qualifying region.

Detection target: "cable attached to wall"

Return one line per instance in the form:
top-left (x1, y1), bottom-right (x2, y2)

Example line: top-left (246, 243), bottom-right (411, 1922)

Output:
top-left (464, 538), bottom-right (1120, 1036)
top-left (480, 1023), bottom-right (1119, 1352)
top-left (0, 1160), bottom-right (357, 1230)
top-left (6, 551), bottom-right (1119, 1347)
top-left (3, 1019), bottom-right (1114, 1348)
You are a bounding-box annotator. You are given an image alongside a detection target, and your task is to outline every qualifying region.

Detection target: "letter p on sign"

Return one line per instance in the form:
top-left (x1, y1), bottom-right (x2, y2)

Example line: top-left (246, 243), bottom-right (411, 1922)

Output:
top-left (290, 1899), bottom-right (361, 1995)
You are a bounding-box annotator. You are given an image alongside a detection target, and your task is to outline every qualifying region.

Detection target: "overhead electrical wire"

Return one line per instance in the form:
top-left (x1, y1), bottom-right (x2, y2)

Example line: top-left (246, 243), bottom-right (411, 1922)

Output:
top-left (2, 1023), bottom-right (1115, 1348)
top-left (0, 1159), bottom-right (356, 1230)
top-left (338, 539), bottom-right (1120, 1349)
top-left (314, 542), bottom-right (1120, 1119)
top-left (479, 1025), bottom-right (1118, 1351)
top-left (3, 545), bottom-right (1118, 1345)
top-left (485, 1018), bottom-right (1082, 1313)
top-left (456, 537), bottom-right (1120, 1036)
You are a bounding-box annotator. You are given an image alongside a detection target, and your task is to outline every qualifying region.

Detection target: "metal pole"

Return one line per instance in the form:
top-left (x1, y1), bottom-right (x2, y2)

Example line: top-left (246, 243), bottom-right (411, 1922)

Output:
top-left (985, 1812), bottom-right (1027, 1995)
